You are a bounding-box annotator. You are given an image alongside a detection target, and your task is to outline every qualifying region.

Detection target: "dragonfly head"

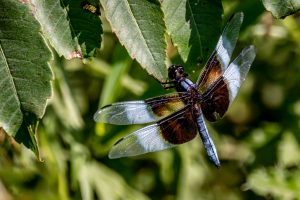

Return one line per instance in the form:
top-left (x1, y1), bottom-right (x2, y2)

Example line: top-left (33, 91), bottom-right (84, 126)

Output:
top-left (168, 65), bottom-right (188, 81)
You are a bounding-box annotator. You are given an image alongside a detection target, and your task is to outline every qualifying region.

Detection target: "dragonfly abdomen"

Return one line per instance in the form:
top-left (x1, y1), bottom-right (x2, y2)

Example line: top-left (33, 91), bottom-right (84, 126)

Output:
top-left (196, 114), bottom-right (220, 168)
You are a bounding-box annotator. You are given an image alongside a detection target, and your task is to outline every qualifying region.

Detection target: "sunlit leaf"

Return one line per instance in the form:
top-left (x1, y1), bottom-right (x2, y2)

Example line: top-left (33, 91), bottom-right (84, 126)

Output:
top-left (31, 0), bottom-right (102, 58)
top-left (78, 161), bottom-right (150, 200)
top-left (50, 54), bottom-right (84, 130)
top-left (262, 0), bottom-right (300, 18)
top-left (30, 0), bottom-right (81, 59)
top-left (100, 0), bottom-right (167, 81)
top-left (278, 132), bottom-right (300, 167)
top-left (246, 167), bottom-right (300, 199)
top-left (0, 0), bottom-right (52, 139)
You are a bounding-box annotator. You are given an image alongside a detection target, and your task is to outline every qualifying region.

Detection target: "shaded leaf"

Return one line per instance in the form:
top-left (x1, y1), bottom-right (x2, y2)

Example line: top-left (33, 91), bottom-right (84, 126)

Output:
top-left (0, 0), bottom-right (52, 137)
top-left (15, 114), bottom-right (41, 160)
top-left (262, 0), bottom-right (300, 19)
top-left (100, 0), bottom-right (167, 81)
top-left (230, 0), bottom-right (264, 29)
top-left (62, 0), bottom-right (103, 58)
top-left (162, 0), bottom-right (222, 79)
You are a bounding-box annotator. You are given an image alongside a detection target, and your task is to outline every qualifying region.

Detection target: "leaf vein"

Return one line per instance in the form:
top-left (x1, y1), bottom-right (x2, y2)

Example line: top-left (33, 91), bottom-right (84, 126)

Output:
top-left (0, 42), bottom-right (20, 109)
top-left (186, 0), bottom-right (203, 58)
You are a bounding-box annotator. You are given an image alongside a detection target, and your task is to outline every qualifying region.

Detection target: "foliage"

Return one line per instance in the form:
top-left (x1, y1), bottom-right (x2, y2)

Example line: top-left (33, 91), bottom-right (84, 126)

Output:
top-left (262, 0), bottom-right (300, 19)
top-left (0, 0), bottom-right (52, 158)
top-left (0, 0), bottom-right (300, 199)
top-left (162, 0), bottom-right (222, 78)
top-left (100, 0), bottom-right (167, 81)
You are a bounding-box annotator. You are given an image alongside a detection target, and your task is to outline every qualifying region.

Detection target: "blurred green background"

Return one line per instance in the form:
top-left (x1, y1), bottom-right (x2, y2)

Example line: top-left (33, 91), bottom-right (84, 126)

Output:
top-left (2, 1), bottom-right (300, 200)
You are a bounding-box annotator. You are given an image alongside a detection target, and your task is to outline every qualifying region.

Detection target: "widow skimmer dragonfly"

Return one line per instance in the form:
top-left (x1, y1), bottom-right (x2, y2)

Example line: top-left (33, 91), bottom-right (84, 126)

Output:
top-left (94, 12), bottom-right (256, 168)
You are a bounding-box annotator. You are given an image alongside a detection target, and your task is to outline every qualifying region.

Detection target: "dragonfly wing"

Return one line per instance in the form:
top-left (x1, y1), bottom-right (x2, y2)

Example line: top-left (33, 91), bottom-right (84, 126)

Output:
top-left (109, 106), bottom-right (197, 158)
top-left (223, 45), bottom-right (256, 102)
top-left (108, 124), bottom-right (176, 159)
top-left (215, 12), bottom-right (244, 69)
top-left (94, 92), bottom-right (188, 125)
top-left (197, 12), bottom-right (244, 90)
top-left (201, 45), bottom-right (256, 121)
top-left (94, 101), bottom-right (158, 125)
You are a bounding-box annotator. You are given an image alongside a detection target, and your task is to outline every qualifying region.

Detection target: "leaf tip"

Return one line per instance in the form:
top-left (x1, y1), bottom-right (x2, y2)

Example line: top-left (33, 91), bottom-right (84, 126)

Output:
top-left (67, 50), bottom-right (83, 59)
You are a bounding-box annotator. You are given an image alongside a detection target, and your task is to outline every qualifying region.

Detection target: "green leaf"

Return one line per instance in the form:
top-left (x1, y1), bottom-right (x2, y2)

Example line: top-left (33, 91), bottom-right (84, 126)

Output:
top-left (62, 0), bottom-right (103, 58)
top-left (78, 161), bottom-right (150, 200)
top-left (230, 0), bottom-right (264, 30)
top-left (262, 0), bottom-right (300, 18)
top-left (162, 0), bottom-right (222, 78)
top-left (15, 114), bottom-right (41, 160)
top-left (30, 0), bottom-right (81, 59)
top-left (50, 53), bottom-right (84, 130)
top-left (31, 0), bottom-right (102, 58)
top-left (246, 167), bottom-right (300, 199)
top-left (85, 58), bottom-right (148, 96)
top-left (278, 132), bottom-right (300, 167)
top-left (100, 0), bottom-right (167, 81)
top-left (0, 0), bottom-right (52, 137)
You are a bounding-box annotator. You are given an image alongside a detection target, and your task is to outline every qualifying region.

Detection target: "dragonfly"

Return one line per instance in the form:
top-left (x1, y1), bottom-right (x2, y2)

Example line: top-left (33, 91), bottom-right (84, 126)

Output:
top-left (94, 12), bottom-right (256, 168)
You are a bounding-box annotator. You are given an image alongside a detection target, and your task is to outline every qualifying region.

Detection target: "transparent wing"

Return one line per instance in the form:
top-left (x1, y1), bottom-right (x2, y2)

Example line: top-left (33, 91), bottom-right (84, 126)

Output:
top-left (94, 92), bottom-right (188, 125)
top-left (109, 106), bottom-right (197, 158)
top-left (214, 12), bottom-right (244, 69)
top-left (94, 101), bottom-right (157, 125)
top-left (109, 124), bottom-right (176, 158)
top-left (223, 45), bottom-right (256, 102)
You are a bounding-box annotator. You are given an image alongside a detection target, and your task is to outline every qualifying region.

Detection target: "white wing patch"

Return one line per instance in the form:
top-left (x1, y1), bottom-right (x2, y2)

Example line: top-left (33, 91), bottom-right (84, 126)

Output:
top-left (224, 45), bottom-right (256, 102)
top-left (94, 101), bottom-right (157, 125)
top-left (109, 124), bottom-right (176, 158)
top-left (215, 12), bottom-right (244, 69)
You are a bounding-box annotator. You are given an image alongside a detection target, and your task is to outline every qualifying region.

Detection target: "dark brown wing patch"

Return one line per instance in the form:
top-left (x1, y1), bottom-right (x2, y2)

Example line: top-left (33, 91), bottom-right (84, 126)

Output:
top-left (197, 52), bottom-right (223, 93)
top-left (158, 107), bottom-right (197, 144)
top-left (201, 78), bottom-right (230, 122)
